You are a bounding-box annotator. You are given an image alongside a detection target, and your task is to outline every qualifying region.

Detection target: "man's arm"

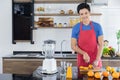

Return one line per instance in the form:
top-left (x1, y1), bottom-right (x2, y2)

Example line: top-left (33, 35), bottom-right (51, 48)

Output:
top-left (71, 38), bottom-right (85, 55)
top-left (96, 35), bottom-right (104, 61)
top-left (71, 38), bottom-right (90, 63)
top-left (93, 35), bottom-right (103, 67)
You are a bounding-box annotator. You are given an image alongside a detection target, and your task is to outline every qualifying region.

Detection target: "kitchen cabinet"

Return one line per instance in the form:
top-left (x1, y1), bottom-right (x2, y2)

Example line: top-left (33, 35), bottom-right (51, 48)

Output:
top-left (34, 0), bottom-right (102, 28)
top-left (3, 58), bottom-right (76, 74)
top-left (3, 58), bottom-right (42, 74)
top-left (3, 56), bottom-right (120, 74)
top-left (12, 0), bottom-right (34, 44)
top-left (102, 59), bottom-right (120, 67)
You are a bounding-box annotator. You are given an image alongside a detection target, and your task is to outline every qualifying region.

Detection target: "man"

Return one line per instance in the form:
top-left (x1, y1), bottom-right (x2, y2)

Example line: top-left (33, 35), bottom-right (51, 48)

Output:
top-left (71, 3), bottom-right (104, 78)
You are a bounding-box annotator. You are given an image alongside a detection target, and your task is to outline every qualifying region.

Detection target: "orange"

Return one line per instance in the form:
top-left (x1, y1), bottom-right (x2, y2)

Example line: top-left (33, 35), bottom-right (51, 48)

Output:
top-left (80, 66), bottom-right (88, 70)
top-left (112, 72), bottom-right (119, 78)
top-left (87, 70), bottom-right (94, 77)
top-left (106, 66), bottom-right (111, 72)
top-left (110, 68), bottom-right (115, 73)
top-left (80, 66), bottom-right (84, 70)
top-left (102, 71), bottom-right (109, 77)
top-left (83, 67), bottom-right (88, 70)
top-left (88, 64), bottom-right (93, 69)
top-left (94, 72), bottom-right (101, 78)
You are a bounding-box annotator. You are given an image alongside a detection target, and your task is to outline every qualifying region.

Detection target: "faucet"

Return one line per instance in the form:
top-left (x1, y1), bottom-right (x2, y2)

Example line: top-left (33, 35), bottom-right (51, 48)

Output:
top-left (61, 40), bottom-right (66, 57)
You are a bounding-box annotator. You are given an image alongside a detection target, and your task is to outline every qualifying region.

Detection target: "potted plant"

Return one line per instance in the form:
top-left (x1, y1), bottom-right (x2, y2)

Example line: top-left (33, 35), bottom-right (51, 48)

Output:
top-left (102, 47), bottom-right (109, 55)
top-left (102, 46), bottom-right (115, 57)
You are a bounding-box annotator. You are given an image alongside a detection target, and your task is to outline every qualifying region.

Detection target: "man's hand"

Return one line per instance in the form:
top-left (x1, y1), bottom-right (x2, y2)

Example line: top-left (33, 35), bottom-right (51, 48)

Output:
top-left (93, 60), bottom-right (99, 67)
top-left (83, 52), bottom-right (90, 63)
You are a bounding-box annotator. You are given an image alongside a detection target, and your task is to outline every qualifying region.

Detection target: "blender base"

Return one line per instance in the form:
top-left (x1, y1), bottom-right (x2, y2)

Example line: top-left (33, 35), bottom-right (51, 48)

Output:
top-left (42, 58), bottom-right (57, 74)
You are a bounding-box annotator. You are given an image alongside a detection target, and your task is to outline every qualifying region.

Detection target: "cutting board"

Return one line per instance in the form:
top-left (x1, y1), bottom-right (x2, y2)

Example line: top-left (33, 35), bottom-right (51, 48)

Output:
top-left (80, 67), bottom-right (101, 74)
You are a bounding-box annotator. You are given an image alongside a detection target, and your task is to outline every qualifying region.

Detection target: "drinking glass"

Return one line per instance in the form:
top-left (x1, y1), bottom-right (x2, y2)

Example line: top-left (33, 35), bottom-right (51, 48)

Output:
top-left (60, 61), bottom-right (66, 76)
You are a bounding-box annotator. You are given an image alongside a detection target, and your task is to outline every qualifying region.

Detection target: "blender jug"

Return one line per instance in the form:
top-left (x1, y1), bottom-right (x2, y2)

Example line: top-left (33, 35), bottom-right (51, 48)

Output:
top-left (42, 40), bottom-right (57, 74)
top-left (42, 40), bottom-right (56, 58)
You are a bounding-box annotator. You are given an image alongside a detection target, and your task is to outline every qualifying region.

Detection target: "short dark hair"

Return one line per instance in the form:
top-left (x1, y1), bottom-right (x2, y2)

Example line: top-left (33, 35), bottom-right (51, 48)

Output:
top-left (77, 3), bottom-right (91, 14)
top-left (104, 40), bottom-right (109, 43)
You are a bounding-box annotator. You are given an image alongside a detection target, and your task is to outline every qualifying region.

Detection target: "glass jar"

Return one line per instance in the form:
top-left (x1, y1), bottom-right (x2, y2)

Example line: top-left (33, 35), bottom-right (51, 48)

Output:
top-left (58, 23), bottom-right (62, 27)
top-left (63, 23), bottom-right (67, 27)
top-left (54, 23), bottom-right (57, 27)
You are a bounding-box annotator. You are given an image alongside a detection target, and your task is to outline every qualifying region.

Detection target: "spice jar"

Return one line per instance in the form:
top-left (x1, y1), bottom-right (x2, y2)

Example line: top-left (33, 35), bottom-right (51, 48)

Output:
top-left (63, 23), bottom-right (67, 27)
top-left (58, 23), bottom-right (62, 27)
top-left (54, 23), bottom-right (57, 27)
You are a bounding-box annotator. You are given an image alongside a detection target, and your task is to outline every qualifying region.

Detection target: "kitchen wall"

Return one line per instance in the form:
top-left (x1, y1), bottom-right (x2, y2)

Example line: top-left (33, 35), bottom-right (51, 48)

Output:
top-left (0, 0), bottom-right (120, 73)
top-left (101, 0), bottom-right (120, 51)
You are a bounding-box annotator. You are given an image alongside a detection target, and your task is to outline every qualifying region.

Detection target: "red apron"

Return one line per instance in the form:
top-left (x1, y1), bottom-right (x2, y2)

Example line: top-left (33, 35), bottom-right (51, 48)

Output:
top-left (77, 22), bottom-right (102, 77)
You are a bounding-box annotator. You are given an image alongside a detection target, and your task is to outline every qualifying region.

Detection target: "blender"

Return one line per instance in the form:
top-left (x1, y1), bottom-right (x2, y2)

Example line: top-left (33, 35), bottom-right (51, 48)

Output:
top-left (42, 40), bottom-right (57, 74)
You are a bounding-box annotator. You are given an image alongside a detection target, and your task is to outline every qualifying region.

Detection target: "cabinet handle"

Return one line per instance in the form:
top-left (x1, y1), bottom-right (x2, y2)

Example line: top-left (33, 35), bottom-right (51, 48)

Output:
top-left (31, 26), bottom-right (37, 30)
top-left (30, 13), bottom-right (33, 16)
top-left (31, 26), bottom-right (33, 29)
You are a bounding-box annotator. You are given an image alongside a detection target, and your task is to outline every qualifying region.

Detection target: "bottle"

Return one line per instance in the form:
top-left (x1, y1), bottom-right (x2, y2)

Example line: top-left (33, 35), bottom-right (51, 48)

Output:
top-left (66, 63), bottom-right (72, 79)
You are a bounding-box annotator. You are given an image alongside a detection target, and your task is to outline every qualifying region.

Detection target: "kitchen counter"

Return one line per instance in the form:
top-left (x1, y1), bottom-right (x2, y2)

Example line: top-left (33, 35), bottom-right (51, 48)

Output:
top-left (33, 66), bottom-right (116, 80)
top-left (3, 54), bottom-right (120, 59)
top-left (3, 50), bottom-right (120, 59)
top-left (3, 51), bottom-right (77, 59)
top-left (3, 51), bottom-right (120, 74)
top-left (3, 54), bottom-right (76, 59)
top-left (102, 56), bottom-right (120, 59)
top-left (0, 67), bottom-right (117, 80)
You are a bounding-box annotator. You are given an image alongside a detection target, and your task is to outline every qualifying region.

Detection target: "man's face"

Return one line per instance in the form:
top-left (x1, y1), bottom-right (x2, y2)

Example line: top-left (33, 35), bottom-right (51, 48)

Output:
top-left (79, 8), bottom-right (90, 22)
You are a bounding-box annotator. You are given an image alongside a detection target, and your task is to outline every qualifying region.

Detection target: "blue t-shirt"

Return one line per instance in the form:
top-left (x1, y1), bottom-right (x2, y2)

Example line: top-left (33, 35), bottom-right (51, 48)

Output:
top-left (71, 21), bottom-right (103, 41)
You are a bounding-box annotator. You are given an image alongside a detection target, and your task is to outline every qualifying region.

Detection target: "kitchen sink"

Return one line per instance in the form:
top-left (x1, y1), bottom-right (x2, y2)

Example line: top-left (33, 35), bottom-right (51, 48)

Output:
top-left (27, 53), bottom-right (41, 57)
top-left (11, 53), bottom-right (41, 57)
top-left (54, 54), bottom-right (76, 58)
top-left (11, 51), bottom-right (76, 58)
top-left (65, 54), bottom-right (76, 57)
top-left (11, 54), bottom-right (28, 57)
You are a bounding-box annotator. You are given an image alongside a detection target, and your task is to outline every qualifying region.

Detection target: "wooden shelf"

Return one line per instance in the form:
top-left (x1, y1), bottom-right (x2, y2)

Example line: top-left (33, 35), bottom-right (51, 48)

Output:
top-left (14, 0), bottom-right (32, 3)
top-left (34, 25), bottom-right (73, 28)
top-left (34, 0), bottom-right (102, 29)
top-left (35, 27), bottom-right (73, 29)
top-left (34, 13), bottom-right (102, 16)
top-left (34, 0), bottom-right (91, 3)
